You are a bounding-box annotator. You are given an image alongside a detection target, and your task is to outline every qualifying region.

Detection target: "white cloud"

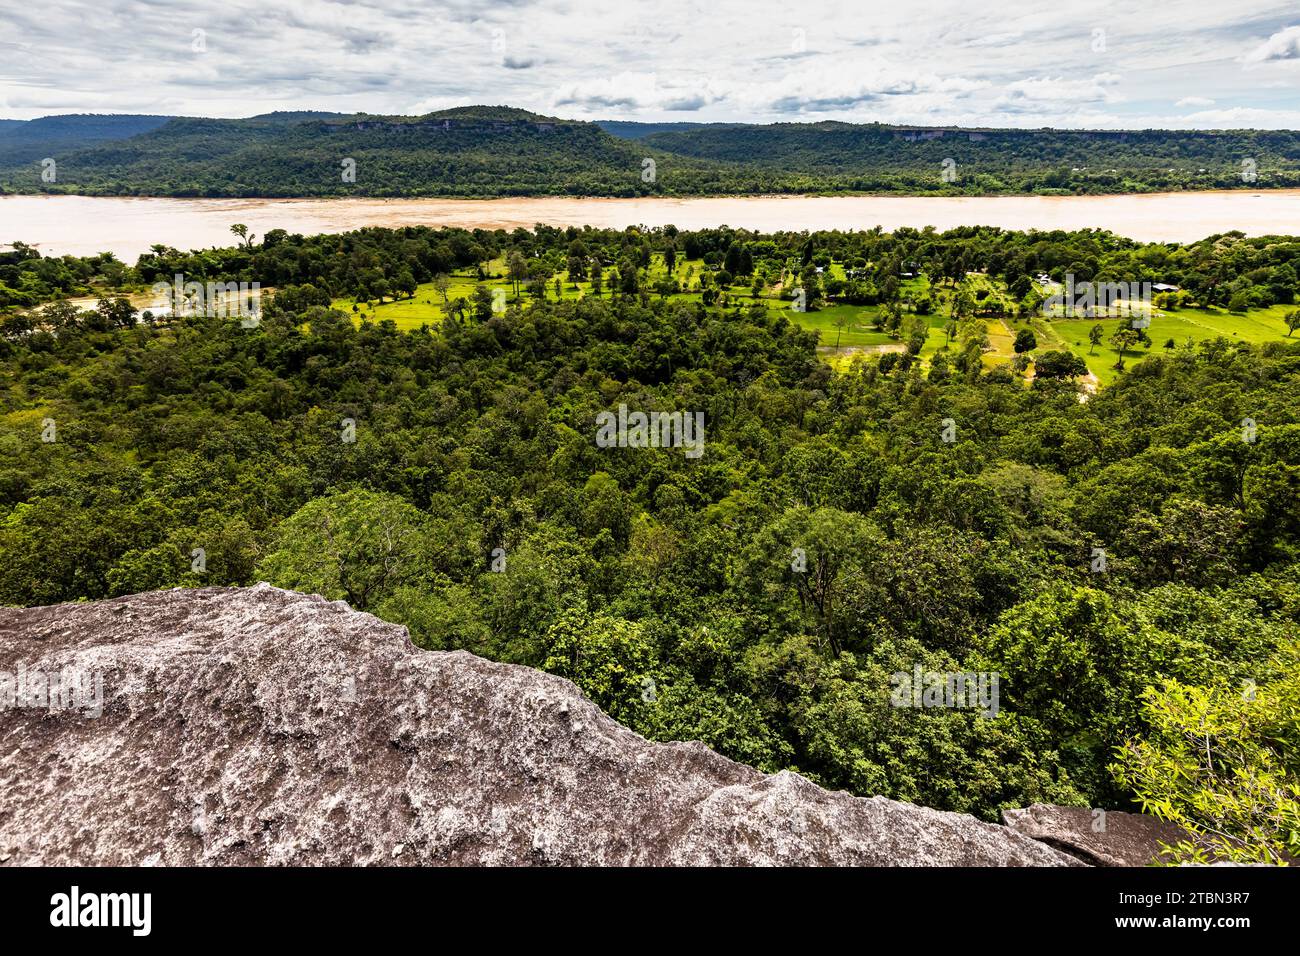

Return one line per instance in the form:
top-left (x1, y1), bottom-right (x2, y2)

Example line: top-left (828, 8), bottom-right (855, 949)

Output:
top-left (995, 73), bottom-right (1125, 113)
top-left (964, 32), bottom-right (1025, 48)
top-left (553, 72), bottom-right (725, 112)
top-left (1177, 105), bottom-right (1300, 126)
top-left (0, 0), bottom-right (1296, 130)
top-left (744, 62), bottom-right (985, 115)
top-left (1242, 24), bottom-right (1300, 63)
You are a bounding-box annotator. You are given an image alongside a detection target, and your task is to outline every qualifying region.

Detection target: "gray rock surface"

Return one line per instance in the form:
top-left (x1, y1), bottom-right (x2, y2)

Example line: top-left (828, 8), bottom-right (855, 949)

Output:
top-left (1001, 803), bottom-right (1188, 866)
top-left (0, 584), bottom-right (1080, 866)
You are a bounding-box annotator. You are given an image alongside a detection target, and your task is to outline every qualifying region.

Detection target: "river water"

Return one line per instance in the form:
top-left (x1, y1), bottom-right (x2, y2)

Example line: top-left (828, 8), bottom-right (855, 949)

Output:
top-left (3, 190), bottom-right (1299, 262)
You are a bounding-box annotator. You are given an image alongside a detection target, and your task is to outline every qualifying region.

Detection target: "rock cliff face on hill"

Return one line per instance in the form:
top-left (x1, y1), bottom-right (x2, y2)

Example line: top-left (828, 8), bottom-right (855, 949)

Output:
top-left (0, 585), bottom-right (1084, 866)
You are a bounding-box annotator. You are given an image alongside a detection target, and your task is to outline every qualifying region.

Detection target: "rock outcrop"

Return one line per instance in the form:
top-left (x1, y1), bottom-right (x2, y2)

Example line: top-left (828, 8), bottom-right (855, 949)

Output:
top-left (1001, 804), bottom-right (1189, 867)
top-left (0, 585), bottom-right (1081, 866)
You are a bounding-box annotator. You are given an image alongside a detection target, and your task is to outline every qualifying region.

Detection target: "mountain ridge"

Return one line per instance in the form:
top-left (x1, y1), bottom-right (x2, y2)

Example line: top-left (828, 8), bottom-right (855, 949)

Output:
top-left (0, 106), bottom-right (1296, 197)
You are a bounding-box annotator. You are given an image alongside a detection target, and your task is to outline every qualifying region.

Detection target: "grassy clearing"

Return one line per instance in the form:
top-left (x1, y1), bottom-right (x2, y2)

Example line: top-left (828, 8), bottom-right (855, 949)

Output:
top-left (1049, 305), bottom-right (1296, 386)
top-left (797, 306), bottom-right (894, 350)
top-left (329, 259), bottom-right (1297, 386)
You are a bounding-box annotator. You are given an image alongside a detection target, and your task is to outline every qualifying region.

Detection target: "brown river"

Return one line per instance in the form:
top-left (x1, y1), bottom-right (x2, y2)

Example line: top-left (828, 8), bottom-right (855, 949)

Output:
top-left (3, 191), bottom-right (1299, 262)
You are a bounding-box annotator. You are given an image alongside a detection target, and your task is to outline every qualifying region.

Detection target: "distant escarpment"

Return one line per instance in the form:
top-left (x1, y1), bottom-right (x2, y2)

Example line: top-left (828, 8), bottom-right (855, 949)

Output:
top-left (2, 107), bottom-right (1297, 196)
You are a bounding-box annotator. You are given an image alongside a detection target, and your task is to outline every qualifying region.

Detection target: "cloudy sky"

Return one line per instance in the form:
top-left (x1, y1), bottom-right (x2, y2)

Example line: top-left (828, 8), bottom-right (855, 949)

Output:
top-left (1, 0), bottom-right (1298, 128)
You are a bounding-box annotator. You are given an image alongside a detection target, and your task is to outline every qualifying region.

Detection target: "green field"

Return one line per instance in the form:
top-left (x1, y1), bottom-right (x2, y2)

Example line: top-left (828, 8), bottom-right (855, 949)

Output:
top-left (334, 256), bottom-right (878, 341)
top-left (1045, 304), bottom-right (1297, 386)
top-left (331, 260), bottom-right (1297, 388)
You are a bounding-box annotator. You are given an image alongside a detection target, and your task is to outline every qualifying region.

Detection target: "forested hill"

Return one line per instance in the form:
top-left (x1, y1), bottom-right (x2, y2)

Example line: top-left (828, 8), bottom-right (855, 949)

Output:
top-left (0, 107), bottom-right (707, 198)
top-left (594, 120), bottom-right (718, 139)
top-left (0, 106), bottom-right (1298, 197)
top-left (636, 122), bottom-right (1300, 193)
top-left (0, 113), bottom-right (177, 166)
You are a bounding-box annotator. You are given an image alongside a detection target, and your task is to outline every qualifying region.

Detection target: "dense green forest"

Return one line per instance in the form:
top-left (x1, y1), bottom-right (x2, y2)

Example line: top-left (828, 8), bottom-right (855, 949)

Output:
top-left (1, 106), bottom-right (1297, 197)
top-left (0, 113), bottom-right (176, 167)
top-left (638, 122), bottom-right (1300, 194)
top-left (2, 224), bottom-right (1298, 863)
top-left (7, 221), bottom-right (1300, 316)
top-left (0, 108), bottom-right (714, 198)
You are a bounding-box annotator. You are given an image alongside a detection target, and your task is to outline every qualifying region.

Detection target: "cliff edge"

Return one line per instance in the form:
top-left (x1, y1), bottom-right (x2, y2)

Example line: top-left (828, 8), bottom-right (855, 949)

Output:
top-left (0, 585), bottom-right (1080, 866)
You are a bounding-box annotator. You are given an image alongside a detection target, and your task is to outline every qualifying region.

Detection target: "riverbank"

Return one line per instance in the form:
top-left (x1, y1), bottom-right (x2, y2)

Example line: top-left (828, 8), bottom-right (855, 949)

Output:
top-left (4, 189), bottom-right (1300, 262)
